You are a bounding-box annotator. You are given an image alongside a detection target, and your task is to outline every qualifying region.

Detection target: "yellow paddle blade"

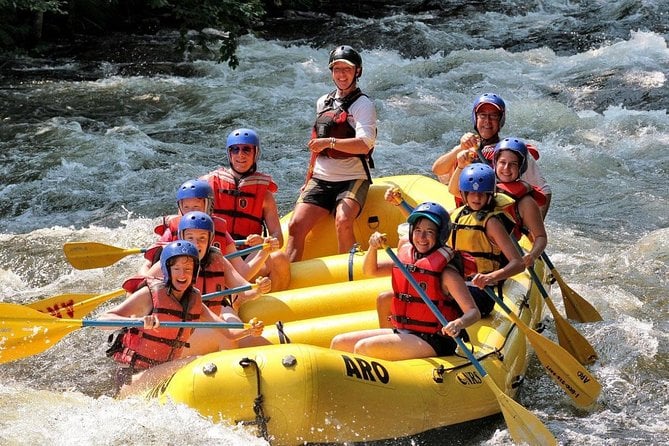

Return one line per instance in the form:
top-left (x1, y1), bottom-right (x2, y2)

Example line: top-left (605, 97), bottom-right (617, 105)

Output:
top-left (63, 242), bottom-right (144, 270)
top-left (0, 303), bottom-right (83, 364)
top-left (505, 310), bottom-right (601, 408)
top-left (27, 289), bottom-right (126, 319)
top-left (541, 253), bottom-right (602, 322)
top-left (516, 241), bottom-right (599, 367)
top-left (484, 375), bottom-right (557, 446)
top-left (552, 267), bottom-right (603, 322)
top-left (544, 296), bottom-right (598, 365)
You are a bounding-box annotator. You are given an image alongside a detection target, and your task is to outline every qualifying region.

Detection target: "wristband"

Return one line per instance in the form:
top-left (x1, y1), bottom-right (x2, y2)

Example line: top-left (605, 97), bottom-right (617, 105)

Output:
top-left (330, 137), bottom-right (336, 149)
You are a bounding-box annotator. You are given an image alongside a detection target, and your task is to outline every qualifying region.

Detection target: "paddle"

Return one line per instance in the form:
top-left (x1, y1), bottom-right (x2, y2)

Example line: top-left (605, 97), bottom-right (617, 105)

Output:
top-left (0, 302), bottom-right (250, 364)
top-left (384, 245), bottom-right (557, 445)
top-left (202, 284), bottom-right (257, 301)
top-left (28, 289), bottom-right (126, 319)
top-left (27, 283), bottom-right (256, 325)
top-left (482, 287), bottom-right (601, 408)
top-left (63, 241), bottom-right (264, 270)
top-left (541, 252), bottom-right (603, 322)
top-left (511, 238), bottom-right (598, 366)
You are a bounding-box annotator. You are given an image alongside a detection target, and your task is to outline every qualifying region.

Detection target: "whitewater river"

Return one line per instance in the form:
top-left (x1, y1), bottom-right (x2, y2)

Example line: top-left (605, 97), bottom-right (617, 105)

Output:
top-left (1, 1), bottom-right (667, 445)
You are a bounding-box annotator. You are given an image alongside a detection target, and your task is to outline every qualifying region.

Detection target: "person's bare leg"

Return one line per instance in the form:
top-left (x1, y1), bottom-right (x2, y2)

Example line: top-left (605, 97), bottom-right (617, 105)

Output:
top-left (330, 328), bottom-right (389, 352)
top-left (376, 290), bottom-right (394, 328)
top-left (335, 198), bottom-right (361, 254)
top-left (285, 202), bottom-right (328, 262)
top-left (265, 251), bottom-right (291, 291)
top-left (118, 356), bottom-right (196, 398)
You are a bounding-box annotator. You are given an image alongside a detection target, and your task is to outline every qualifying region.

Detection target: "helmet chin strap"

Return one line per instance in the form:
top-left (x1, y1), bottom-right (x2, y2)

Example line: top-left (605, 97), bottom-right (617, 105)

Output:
top-left (335, 69), bottom-right (359, 93)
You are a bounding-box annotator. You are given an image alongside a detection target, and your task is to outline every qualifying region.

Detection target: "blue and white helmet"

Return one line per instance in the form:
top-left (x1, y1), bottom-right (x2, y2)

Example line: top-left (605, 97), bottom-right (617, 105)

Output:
top-left (176, 179), bottom-right (213, 214)
top-left (159, 240), bottom-right (200, 286)
top-left (407, 202), bottom-right (452, 248)
top-left (471, 93), bottom-right (506, 130)
top-left (493, 137), bottom-right (528, 175)
top-left (459, 163), bottom-right (496, 194)
top-left (178, 211), bottom-right (215, 248)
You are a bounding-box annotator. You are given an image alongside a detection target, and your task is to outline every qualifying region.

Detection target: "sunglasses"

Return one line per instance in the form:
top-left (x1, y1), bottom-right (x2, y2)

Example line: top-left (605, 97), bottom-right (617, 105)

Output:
top-left (229, 146), bottom-right (255, 155)
top-left (476, 113), bottom-right (502, 122)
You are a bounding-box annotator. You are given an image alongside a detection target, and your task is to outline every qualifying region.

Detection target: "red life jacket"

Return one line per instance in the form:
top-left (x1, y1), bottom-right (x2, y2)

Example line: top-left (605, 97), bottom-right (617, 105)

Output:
top-left (203, 169), bottom-right (277, 246)
top-left (195, 248), bottom-right (230, 315)
top-left (153, 215), bottom-right (180, 238)
top-left (122, 275), bottom-right (151, 294)
top-left (111, 279), bottom-right (202, 370)
top-left (497, 180), bottom-right (546, 207)
top-left (390, 244), bottom-right (463, 333)
top-left (313, 88), bottom-right (374, 181)
top-left (497, 181), bottom-right (546, 239)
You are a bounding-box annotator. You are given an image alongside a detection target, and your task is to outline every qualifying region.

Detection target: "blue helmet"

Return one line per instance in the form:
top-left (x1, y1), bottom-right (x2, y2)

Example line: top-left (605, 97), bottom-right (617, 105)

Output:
top-left (471, 93), bottom-right (506, 129)
top-left (459, 163), bottom-right (496, 194)
top-left (226, 127), bottom-right (260, 164)
top-left (407, 202), bottom-right (452, 248)
top-left (178, 211), bottom-right (215, 247)
top-left (493, 137), bottom-right (528, 175)
top-left (160, 240), bottom-right (200, 286)
top-left (176, 179), bottom-right (213, 214)
top-left (226, 127), bottom-right (259, 148)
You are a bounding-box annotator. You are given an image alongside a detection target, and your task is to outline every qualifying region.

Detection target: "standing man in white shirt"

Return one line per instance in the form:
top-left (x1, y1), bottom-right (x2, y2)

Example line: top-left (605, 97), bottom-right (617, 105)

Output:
top-left (286, 45), bottom-right (378, 261)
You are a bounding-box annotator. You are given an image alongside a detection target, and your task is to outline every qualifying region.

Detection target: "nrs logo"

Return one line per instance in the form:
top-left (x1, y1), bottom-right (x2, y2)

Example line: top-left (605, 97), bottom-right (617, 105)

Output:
top-left (342, 355), bottom-right (390, 384)
top-left (47, 299), bottom-right (75, 319)
top-left (456, 371), bottom-right (483, 387)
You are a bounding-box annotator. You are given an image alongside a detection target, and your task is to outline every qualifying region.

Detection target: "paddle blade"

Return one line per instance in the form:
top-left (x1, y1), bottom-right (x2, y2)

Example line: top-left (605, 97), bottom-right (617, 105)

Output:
top-left (0, 303), bottom-right (82, 364)
top-left (485, 288), bottom-right (601, 407)
top-left (552, 268), bottom-right (603, 322)
top-left (543, 295), bottom-right (598, 365)
top-left (63, 242), bottom-right (144, 269)
top-left (27, 289), bottom-right (126, 319)
top-left (521, 316), bottom-right (602, 408)
top-left (484, 376), bottom-right (557, 446)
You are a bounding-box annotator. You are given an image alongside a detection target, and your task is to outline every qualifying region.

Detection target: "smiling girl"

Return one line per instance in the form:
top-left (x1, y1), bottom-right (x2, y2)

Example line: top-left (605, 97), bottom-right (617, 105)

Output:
top-left (330, 202), bottom-right (480, 360)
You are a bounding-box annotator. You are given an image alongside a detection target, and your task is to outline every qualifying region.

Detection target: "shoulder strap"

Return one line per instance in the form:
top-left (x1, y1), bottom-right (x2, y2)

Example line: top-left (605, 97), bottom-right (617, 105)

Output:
top-left (322, 89), bottom-right (338, 109)
top-left (323, 88), bottom-right (366, 112)
top-left (339, 88), bottom-right (365, 111)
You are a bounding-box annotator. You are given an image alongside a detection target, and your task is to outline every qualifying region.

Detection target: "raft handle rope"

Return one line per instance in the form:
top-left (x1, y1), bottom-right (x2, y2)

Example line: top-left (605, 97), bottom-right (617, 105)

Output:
top-left (433, 346), bottom-right (503, 383)
top-left (238, 357), bottom-right (271, 442)
top-left (275, 321), bottom-right (291, 344)
top-left (347, 243), bottom-right (363, 281)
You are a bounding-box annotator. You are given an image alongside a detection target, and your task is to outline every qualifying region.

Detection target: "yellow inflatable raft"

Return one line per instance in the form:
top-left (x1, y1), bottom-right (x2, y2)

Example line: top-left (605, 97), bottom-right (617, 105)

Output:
top-left (148, 271), bottom-right (544, 445)
top-left (145, 174), bottom-right (555, 444)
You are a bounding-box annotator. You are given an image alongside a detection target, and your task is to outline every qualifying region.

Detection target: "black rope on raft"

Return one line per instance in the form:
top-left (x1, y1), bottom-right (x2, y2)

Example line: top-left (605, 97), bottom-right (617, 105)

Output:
top-left (238, 357), bottom-right (271, 443)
